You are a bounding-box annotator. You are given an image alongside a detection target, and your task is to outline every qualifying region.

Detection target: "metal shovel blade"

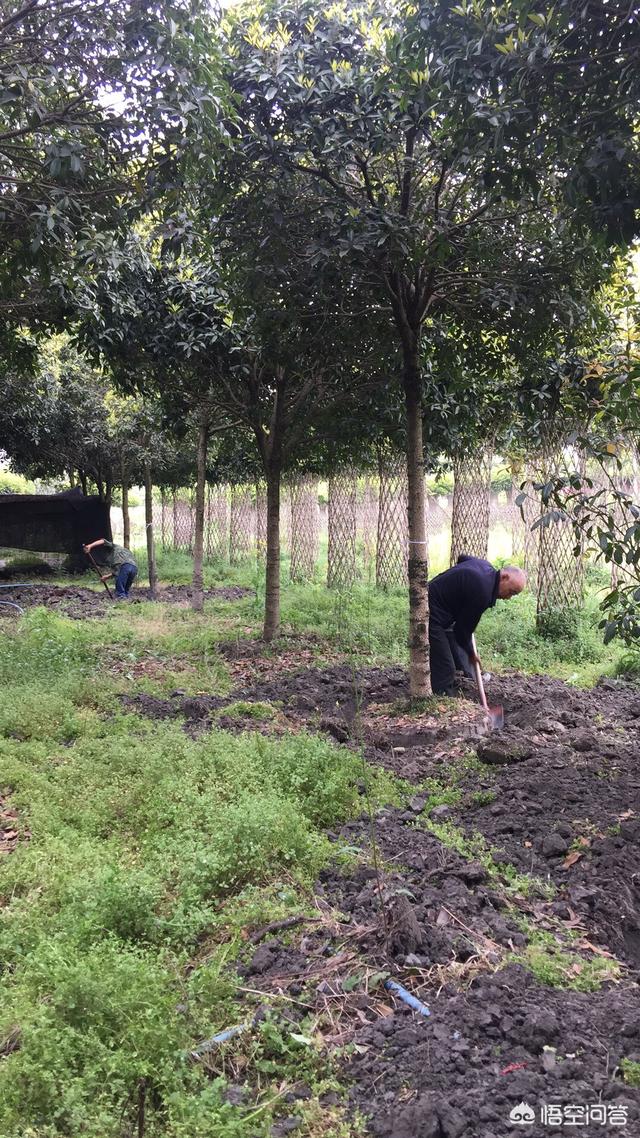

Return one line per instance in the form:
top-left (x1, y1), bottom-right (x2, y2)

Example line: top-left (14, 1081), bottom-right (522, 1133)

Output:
top-left (471, 635), bottom-right (503, 733)
top-left (485, 703), bottom-right (504, 731)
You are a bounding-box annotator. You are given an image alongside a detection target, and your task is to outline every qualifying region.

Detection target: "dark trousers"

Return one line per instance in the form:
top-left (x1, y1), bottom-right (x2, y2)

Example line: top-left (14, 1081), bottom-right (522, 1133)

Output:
top-left (115, 563), bottom-right (137, 598)
top-left (429, 621), bottom-right (473, 695)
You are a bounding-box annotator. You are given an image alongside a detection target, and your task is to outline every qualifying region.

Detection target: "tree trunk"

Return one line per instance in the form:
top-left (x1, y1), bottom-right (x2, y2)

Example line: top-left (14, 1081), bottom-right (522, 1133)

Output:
top-left (122, 473), bottom-right (130, 550)
top-left (191, 410), bottom-right (209, 612)
top-left (144, 462), bottom-right (157, 599)
top-left (105, 478), bottom-right (113, 510)
top-left (68, 469), bottom-right (76, 489)
top-left (79, 470), bottom-right (88, 496)
top-left (263, 466), bottom-right (281, 641)
top-left (403, 348), bottom-right (430, 699)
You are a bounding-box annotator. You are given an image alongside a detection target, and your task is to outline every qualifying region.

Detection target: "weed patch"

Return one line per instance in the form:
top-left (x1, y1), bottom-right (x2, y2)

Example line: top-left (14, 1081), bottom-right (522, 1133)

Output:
top-left (0, 607), bottom-right (396, 1137)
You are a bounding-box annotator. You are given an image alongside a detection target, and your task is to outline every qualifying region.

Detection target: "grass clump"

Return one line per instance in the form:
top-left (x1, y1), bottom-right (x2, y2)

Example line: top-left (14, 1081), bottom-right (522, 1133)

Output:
top-left (614, 650), bottom-right (640, 680)
top-left (214, 699), bottom-right (277, 721)
top-left (512, 942), bottom-right (619, 992)
top-left (425, 817), bottom-right (554, 900)
top-left (620, 1059), bottom-right (640, 1088)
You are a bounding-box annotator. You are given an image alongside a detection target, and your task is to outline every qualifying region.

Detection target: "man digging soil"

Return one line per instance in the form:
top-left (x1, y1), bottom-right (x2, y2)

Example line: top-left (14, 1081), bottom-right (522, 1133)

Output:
top-left (429, 555), bottom-right (526, 696)
top-left (83, 538), bottom-right (138, 600)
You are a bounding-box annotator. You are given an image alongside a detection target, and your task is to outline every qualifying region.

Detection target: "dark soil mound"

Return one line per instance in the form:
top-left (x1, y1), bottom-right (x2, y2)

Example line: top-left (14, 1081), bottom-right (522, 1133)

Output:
top-left (346, 964), bottom-right (640, 1137)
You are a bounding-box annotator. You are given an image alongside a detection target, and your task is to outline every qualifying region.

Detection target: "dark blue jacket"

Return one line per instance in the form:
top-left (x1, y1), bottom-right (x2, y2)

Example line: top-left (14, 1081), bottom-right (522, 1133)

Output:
top-left (428, 555), bottom-right (500, 655)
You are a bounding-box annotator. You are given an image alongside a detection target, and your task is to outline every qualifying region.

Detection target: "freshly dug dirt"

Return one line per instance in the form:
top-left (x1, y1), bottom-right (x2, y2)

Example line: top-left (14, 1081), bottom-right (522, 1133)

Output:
top-left (0, 583), bottom-right (252, 618)
top-left (441, 674), bottom-right (640, 971)
top-left (235, 805), bottom-right (640, 1138)
top-left (346, 964), bottom-right (640, 1137)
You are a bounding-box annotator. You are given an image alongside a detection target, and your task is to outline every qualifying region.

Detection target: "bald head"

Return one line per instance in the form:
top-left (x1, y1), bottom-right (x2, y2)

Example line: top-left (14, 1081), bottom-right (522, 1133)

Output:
top-left (497, 565), bottom-right (527, 600)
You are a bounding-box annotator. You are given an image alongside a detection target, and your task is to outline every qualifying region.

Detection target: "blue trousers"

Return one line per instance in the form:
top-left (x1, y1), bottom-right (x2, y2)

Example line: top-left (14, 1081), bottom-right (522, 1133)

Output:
top-left (115, 563), bottom-right (137, 598)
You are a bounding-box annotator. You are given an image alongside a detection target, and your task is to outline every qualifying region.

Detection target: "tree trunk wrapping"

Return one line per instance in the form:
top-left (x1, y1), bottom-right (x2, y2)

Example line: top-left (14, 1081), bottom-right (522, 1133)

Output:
top-left (290, 474), bottom-right (319, 583)
top-left (230, 485), bottom-right (253, 564)
top-left (327, 468), bottom-right (357, 589)
top-left (404, 372), bottom-right (430, 699)
top-left (256, 481), bottom-right (267, 567)
top-left (536, 446), bottom-right (584, 629)
top-left (144, 463), bottom-right (157, 599)
top-left (191, 411), bottom-right (209, 611)
top-left (376, 451), bottom-right (408, 589)
top-left (450, 446), bottom-right (493, 566)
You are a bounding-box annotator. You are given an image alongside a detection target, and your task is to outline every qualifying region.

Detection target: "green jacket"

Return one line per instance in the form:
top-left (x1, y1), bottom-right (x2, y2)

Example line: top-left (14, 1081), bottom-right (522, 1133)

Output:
top-left (100, 541), bottom-right (137, 570)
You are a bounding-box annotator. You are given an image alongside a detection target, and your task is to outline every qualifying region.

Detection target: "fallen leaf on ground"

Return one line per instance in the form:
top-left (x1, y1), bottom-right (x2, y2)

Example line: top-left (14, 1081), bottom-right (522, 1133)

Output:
top-left (576, 940), bottom-right (616, 959)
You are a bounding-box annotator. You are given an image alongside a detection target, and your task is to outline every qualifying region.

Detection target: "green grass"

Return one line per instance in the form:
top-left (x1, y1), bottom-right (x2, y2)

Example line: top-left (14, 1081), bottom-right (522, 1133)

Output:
top-left (0, 608), bottom-right (400, 1138)
top-left (424, 816), bottom-right (555, 900)
top-left (512, 942), bottom-right (620, 992)
top-left (621, 1059), bottom-right (640, 1087)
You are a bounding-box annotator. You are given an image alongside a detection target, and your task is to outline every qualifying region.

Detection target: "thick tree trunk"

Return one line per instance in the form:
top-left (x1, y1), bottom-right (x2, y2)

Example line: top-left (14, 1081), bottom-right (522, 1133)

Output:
top-left (68, 469), bottom-right (76, 489)
top-left (263, 467), bottom-right (281, 641)
top-left (105, 478), bottom-right (113, 510)
top-left (403, 348), bottom-right (430, 699)
top-left (79, 470), bottom-right (88, 496)
top-left (191, 411), bottom-right (209, 612)
top-left (144, 462), bottom-right (157, 599)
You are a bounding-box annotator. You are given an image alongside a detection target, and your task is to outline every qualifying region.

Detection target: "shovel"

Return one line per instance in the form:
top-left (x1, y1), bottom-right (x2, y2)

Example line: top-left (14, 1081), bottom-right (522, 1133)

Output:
top-left (471, 634), bottom-right (503, 731)
top-left (84, 547), bottom-right (113, 597)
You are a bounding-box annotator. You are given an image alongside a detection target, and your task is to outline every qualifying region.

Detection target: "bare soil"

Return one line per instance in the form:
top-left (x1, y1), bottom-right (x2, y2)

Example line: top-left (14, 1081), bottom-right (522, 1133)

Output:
top-left (0, 582), bottom-right (252, 618)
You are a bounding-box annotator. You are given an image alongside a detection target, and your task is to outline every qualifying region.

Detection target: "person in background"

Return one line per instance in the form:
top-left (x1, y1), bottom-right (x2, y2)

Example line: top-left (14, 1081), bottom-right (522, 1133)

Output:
top-left (83, 538), bottom-right (138, 600)
top-left (428, 555), bottom-right (526, 695)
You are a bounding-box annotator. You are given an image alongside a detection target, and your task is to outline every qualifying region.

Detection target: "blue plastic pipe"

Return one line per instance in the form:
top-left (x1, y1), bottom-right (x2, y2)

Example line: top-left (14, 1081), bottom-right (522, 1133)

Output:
top-left (384, 979), bottom-right (431, 1017)
top-left (190, 1023), bottom-right (247, 1058)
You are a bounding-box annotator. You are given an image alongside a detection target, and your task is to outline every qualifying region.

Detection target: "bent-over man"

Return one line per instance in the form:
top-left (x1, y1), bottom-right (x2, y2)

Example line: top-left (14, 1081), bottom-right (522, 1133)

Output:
top-left (83, 538), bottom-right (138, 600)
top-left (428, 555), bottom-right (526, 696)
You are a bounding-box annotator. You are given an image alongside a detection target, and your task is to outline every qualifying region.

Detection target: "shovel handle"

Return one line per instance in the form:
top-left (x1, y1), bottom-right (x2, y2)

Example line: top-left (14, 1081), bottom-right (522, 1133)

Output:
top-left (471, 634), bottom-right (489, 711)
top-left (85, 548), bottom-right (113, 597)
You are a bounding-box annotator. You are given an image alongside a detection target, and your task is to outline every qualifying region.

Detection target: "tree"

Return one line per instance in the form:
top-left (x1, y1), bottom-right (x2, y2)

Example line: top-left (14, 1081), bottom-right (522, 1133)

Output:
top-left (520, 273), bottom-right (640, 646)
top-left (0, 0), bottom-right (226, 356)
top-left (222, 0), bottom-right (640, 696)
top-left (0, 335), bottom-right (120, 499)
top-left (75, 239), bottom-right (244, 610)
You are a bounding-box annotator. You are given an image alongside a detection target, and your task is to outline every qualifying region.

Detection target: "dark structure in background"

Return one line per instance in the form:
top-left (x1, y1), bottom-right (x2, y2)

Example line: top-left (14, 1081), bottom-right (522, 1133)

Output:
top-left (0, 488), bottom-right (112, 571)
